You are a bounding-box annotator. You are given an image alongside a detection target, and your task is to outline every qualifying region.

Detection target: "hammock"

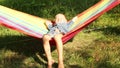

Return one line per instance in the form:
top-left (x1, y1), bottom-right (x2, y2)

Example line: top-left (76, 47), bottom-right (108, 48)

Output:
top-left (0, 0), bottom-right (120, 44)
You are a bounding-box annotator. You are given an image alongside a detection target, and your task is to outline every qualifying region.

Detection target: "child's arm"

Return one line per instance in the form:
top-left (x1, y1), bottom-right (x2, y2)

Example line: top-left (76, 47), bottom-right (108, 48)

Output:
top-left (45, 20), bottom-right (53, 30)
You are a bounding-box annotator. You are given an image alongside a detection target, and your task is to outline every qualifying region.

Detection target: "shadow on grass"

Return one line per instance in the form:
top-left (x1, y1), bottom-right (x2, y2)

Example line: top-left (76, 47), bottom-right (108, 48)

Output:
top-left (69, 65), bottom-right (82, 68)
top-left (0, 35), bottom-right (57, 68)
top-left (85, 26), bottom-right (120, 36)
top-left (107, 5), bottom-right (120, 19)
top-left (102, 26), bottom-right (120, 36)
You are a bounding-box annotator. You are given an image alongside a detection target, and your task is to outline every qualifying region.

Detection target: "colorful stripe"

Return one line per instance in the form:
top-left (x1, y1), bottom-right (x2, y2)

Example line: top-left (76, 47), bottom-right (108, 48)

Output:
top-left (62, 0), bottom-right (120, 44)
top-left (0, 12), bottom-right (47, 35)
top-left (0, 0), bottom-right (120, 44)
top-left (0, 5), bottom-right (48, 38)
top-left (69, 0), bottom-right (115, 31)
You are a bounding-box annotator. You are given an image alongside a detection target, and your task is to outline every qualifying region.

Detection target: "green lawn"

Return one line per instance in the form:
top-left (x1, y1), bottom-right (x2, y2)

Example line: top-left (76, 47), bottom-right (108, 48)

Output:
top-left (0, 0), bottom-right (120, 68)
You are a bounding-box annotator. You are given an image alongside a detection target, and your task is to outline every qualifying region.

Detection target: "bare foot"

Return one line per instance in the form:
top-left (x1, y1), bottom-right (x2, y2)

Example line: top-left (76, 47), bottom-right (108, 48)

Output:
top-left (48, 64), bottom-right (52, 68)
top-left (58, 63), bottom-right (64, 68)
top-left (48, 60), bottom-right (55, 68)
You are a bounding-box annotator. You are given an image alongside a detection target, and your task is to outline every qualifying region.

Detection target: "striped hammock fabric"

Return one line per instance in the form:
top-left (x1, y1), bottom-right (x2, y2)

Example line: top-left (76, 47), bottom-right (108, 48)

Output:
top-left (0, 0), bottom-right (120, 44)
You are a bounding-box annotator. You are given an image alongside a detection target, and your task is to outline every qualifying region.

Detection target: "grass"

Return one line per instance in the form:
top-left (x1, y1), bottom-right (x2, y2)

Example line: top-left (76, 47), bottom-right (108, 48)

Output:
top-left (0, 0), bottom-right (120, 68)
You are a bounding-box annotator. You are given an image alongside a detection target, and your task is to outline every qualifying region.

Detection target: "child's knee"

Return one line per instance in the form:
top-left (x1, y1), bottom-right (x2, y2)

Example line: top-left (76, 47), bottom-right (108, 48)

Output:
top-left (43, 34), bottom-right (51, 41)
top-left (54, 34), bottom-right (63, 40)
top-left (55, 14), bottom-right (67, 23)
top-left (56, 14), bottom-right (65, 18)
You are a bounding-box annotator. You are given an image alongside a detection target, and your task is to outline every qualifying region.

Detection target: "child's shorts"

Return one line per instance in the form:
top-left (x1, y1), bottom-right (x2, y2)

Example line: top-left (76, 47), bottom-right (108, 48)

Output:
top-left (47, 22), bottom-right (69, 37)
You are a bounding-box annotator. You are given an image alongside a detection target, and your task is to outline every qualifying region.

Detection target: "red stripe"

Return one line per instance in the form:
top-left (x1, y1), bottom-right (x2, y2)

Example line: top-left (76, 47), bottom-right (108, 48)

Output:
top-left (77, 0), bottom-right (103, 17)
top-left (61, 0), bottom-right (120, 44)
top-left (0, 18), bottom-right (42, 39)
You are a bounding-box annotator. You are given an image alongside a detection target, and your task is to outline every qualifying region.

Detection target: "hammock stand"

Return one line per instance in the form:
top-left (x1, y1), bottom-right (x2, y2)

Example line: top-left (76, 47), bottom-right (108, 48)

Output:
top-left (0, 0), bottom-right (120, 45)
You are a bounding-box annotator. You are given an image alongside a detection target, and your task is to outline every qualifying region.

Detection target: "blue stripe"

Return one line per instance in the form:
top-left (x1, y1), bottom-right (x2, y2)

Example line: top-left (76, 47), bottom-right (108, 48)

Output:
top-left (0, 10), bottom-right (48, 34)
top-left (69, 0), bottom-right (115, 30)
top-left (0, 17), bottom-right (43, 38)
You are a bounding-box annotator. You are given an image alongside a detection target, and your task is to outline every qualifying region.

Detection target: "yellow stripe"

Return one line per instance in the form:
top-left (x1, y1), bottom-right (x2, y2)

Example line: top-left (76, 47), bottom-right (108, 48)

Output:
top-left (70, 0), bottom-right (110, 29)
top-left (0, 5), bottom-right (48, 30)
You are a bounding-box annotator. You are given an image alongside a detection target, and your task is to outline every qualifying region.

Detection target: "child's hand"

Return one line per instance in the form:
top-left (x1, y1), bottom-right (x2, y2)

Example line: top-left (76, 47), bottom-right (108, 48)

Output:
top-left (46, 20), bottom-right (52, 26)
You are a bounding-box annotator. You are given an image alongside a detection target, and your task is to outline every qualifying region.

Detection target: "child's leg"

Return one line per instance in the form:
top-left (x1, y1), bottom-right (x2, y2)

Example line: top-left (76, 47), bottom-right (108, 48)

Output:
top-left (43, 35), bottom-right (54, 67)
top-left (54, 34), bottom-right (64, 68)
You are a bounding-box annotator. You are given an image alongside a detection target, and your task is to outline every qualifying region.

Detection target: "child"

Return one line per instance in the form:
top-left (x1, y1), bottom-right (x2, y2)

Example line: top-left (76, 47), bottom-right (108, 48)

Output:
top-left (43, 14), bottom-right (68, 68)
